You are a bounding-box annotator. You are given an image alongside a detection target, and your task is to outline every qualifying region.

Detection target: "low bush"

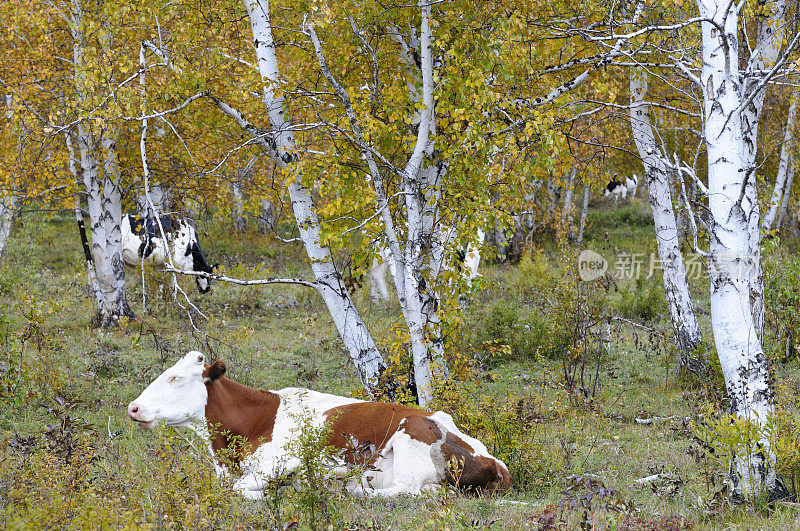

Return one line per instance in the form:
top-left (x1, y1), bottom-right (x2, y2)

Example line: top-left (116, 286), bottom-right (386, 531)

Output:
top-left (691, 404), bottom-right (800, 504)
top-left (610, 276), bottom-right (666, 322)
top-left (764, 244), bottom-right (800, 363)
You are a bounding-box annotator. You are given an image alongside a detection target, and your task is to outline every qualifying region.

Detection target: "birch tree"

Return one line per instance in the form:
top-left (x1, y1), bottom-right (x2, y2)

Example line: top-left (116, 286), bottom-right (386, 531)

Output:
top-left (0, 95), bottom-right (17, 263)
top-left (696, 0), bottom-right (784, 499)
top-left (304, 4), bottom-right (452, 406)
top-left (67, 0), bottom-right (134, 326)
top-left (763, 91), bottom-right (797, 233)
top-left (219, 0), bottom-right (387, 392)
top-left (775, 161), bottom-right (795, 230)
top-left (741, 0), bottom-right (788, 339)
top-left (0, 195), bottom-right (14, 262)
top-left (629, 69), bottom-right (704, 368)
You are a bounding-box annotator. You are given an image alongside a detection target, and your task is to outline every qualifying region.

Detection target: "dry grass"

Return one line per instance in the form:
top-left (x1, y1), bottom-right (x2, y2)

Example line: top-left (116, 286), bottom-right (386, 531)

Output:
top-left (1, 205), bottom-right (799, 529)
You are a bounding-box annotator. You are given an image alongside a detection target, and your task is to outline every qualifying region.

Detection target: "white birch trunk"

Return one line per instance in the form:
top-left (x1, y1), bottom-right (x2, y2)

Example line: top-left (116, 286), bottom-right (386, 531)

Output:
top-left (629, 70), bottom-right (703, 364)
top-left (699, 0), bottom-right (775, 498)
top-left (77, 124), bottom-right (133, 326)
top-left (232, 177), bottom-right (247, 231)
top-left (546, 176), bottom-right (561, 214)
top-left (763, 94), bottom-right (797, 232)
top-left (307, 9), bottom-right (449, 407)
top-left (386, 2), bottom-right (446, 406)
top-left (0, 195), bottom-right (15, 262)
top-left (258, 197), bottom-right (275, 233)
top-left (70, 1), bottom-right (132, 326)
top-left (741, 0), bottom-right (787, 339)
top-left (562, 166), bottom-right (576, 236)
top-left (575, 185), bottom-right (590, 245)
top-left (463, 228), bottom-right (485, 281)
top-left (242, 0), bottom-right (385, 391)
top-left (776, 159), bottom-right (794, 230)
top-left (66, 132), bottom-right (102, 307)
top-left (0, 95), bottom-right (15, 263)
top-left (99, 128), bottom-right (132, 319)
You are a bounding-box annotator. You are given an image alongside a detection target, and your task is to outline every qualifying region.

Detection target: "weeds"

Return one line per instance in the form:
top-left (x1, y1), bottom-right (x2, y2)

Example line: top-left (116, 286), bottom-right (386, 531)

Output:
top-left (2, 211), bottom-right (800, 528)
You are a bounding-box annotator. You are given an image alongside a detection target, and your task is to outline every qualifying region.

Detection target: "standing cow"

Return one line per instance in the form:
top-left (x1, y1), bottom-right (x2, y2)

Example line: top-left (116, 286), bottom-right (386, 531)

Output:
top-left (122, 215), bottom-right (215, 293)
top-left (128, 351), bottom-right (511, 498)
top-left (603, 175), bottom-right (639, 201)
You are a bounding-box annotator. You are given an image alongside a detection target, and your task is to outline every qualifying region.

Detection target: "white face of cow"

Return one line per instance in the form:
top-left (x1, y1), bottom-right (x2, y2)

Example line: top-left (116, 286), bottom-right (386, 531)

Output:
top-left (127, 351), bottom-right (209, 429)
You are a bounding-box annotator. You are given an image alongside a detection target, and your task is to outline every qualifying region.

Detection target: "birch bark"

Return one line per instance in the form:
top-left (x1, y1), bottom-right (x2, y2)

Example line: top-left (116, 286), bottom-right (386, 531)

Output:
top-left (232, 177), bottom-right (247, 231)
top-left (575, 185), bottom-right (590, 245)
top-left (0, 195), bottom-right (15, 263)
top-left (562, 166), bottom-right (576, 236)
top-left (258, 198), bottom-right (275, 233)
top-left (629, 70), bottom-right (703, 366)
top-left (763, 94), bottom-right (797, 232)
top-left (0, 94), bottom-right (16, 263)
top-left (66, 132), bottom-right (102, 307)
top-left (70, 0), bottom-right (132, 326)
top-left (241, 0), bottom-right (385, 391)
top-left (741, 0), bottom-right (787, 338)
top-left (698, 0), bottom-right (776, 498)
top-left (306, 3), bottom-right (449, 406)
top-left (776, 160), bottom-right (794, 230)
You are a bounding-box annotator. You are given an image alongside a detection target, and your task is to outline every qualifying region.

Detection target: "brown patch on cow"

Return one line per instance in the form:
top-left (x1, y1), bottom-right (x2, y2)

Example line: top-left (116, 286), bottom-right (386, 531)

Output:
top-left (402, 415), bottom-right (442, 445)
top-left (203, 360), bottom-right (227, 382)
top-left (324, 402), bottom-right (434, 464)
top-left (441, 432), bottom-right (511, 495)
top-left (204, 376), bottom-right (280, 464)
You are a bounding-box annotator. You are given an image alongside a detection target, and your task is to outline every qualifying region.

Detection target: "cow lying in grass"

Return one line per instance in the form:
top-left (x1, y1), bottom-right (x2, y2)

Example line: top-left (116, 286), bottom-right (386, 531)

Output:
top-left (127, 351), bottom-right (510, 498)
top-left (121, 215), bottom-right (215, 293)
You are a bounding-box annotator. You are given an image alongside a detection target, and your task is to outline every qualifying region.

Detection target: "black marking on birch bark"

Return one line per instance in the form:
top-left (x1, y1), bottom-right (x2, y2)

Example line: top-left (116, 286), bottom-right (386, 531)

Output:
top-left (111, 253), bottom-right (124, 282)
top-left (77, 216), bottom-right (93, 263)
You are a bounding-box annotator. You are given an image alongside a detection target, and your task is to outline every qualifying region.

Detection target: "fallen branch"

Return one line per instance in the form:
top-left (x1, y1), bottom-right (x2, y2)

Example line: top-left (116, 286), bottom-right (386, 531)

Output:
top-left (163, 267), bottom-right (319, 290)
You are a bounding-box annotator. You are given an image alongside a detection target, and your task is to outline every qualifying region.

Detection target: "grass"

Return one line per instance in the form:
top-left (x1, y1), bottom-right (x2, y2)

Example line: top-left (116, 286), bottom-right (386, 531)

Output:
top-left (1, 198), bottom-right (800, 529)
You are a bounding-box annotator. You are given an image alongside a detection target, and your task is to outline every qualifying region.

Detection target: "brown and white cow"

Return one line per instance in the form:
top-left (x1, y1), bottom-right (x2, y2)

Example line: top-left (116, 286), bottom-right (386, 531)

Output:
top-left (127, 351), bottom-right (510, 499)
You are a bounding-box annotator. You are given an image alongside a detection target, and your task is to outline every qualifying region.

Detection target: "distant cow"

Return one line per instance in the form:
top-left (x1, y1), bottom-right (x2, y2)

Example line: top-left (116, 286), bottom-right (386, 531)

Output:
top-left (121, 215), bottom-right (215, 293)
top-left (604, 175), bottom-right (638, 201)
top-left (128, 351), bottom-right (511, 498)
top-left (369, 228), bottom-right (484, 302)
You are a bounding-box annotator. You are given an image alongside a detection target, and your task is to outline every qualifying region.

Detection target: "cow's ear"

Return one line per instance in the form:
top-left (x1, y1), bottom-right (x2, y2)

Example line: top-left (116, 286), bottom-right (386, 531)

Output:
top-left (203, 360), bottom-right (227, 383)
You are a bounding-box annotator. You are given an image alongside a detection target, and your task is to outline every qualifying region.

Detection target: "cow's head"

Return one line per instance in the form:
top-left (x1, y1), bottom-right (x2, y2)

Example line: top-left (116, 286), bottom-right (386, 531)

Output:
top-left (127, 351), bottom-right (226, 429)
top-left (195, 263), bottom-right (217, 294)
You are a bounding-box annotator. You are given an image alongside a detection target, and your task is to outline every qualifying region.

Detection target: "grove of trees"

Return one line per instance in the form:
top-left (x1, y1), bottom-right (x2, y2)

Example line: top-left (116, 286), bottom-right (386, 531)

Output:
top-left (1, 0), bottom-right (798, 502)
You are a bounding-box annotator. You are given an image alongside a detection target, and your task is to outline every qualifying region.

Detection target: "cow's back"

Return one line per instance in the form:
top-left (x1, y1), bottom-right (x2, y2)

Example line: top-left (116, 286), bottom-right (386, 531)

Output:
top-left (322, 400), bottom-right (510, 494)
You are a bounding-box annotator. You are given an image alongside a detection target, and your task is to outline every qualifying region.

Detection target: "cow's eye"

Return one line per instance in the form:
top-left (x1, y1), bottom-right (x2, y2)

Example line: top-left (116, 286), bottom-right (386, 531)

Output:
top-left (196, 354), bottom-right (204, 363)
top-left (169, 376), bottom-right (182, 384)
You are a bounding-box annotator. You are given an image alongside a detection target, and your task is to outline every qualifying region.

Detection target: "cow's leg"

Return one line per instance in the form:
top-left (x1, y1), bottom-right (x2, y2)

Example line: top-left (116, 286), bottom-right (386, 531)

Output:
top-left (358, 425), bottom-right (442, 497)
top-left (233, 474), bottom-right (267, 499)
top-left (237, 449), bottom-right (301, 499)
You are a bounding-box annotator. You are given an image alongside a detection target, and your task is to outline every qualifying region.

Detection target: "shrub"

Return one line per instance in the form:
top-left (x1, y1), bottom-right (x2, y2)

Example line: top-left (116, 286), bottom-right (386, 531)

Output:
top-left (434, 387), bottom-right (563, 493)
top-left (764, 245), bottom-right (800, 363)
top-left (691, 405), bottom-right (800, 503)
top-left (611, 276), bottom-right (666, 322)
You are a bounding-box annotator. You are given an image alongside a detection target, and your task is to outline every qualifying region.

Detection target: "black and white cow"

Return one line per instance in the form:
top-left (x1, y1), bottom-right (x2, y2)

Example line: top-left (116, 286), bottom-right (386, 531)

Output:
top-left (603, 175), bottom-right (638, 201)
top-left (122, 215), bottom-right (215, 293)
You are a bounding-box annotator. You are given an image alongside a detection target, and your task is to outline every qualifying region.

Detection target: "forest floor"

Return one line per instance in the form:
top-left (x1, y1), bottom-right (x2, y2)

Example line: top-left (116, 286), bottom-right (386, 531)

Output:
top-left (1, 197), bottom-right (800, 529)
